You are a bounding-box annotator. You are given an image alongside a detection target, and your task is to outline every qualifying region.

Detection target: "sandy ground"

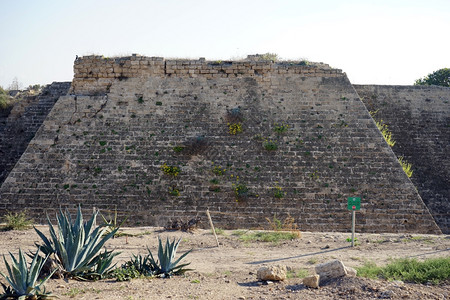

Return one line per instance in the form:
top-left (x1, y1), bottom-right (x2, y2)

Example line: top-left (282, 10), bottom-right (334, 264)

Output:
top-left (0, 226), bottom-right (449, 299)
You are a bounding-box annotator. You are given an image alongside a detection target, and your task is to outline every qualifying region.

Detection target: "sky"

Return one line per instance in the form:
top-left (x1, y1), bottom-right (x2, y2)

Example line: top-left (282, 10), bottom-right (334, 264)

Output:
top-left (0, 0), bottom-right (449, 88)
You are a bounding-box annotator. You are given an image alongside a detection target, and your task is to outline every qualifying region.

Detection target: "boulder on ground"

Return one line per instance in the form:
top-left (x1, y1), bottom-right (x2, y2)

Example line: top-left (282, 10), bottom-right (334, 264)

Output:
top-left (257, 265), bottom-right (287, 281)
top-left (315, 260), bottom-right (347, 283)
top-left (303, 275), bottom-right (320, 288)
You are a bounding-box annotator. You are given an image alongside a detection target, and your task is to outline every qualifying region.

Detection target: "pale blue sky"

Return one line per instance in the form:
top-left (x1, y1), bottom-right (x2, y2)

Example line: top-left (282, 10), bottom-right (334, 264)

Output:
top-left (1, 0), bottom-right (449, 88)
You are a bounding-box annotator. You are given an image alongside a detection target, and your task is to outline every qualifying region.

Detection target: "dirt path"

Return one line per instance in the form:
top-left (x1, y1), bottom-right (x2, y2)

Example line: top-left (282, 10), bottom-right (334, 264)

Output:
top-left (0, 226), bottom-right (449, 299)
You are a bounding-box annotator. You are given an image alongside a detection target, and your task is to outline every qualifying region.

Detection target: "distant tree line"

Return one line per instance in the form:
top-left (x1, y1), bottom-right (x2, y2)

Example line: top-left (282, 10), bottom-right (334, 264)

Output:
top-left (415, 68), bottom-right (449, 87)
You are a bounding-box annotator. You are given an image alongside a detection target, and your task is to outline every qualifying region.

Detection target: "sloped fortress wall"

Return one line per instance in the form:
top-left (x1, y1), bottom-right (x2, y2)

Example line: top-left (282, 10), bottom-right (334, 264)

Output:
top-left (356, 85), bottom-right (450, 233)
top-left (0, 55), bottom-right (441, 233)
top-left (0, 82), bottom-right (71, 186)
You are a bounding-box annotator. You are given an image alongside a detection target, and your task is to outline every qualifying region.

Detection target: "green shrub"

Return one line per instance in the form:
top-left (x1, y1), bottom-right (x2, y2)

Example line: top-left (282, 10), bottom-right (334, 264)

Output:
top-left (263, 141), bottom-right (278, 151)
top-left (236, 231), bottom-right (299, 243)
top-left (357, 257), bottom-right (450, 284)
top-left (2, 211), bottom-right (33, 230)
top-left (0, 87), bottom-right (13, 111)
top-left (259, 53), bottom-right (278, 61)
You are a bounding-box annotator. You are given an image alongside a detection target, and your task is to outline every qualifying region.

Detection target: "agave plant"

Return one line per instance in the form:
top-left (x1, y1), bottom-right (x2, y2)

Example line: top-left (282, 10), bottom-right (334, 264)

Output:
top-left (33, 206), bottom-right (118, 279)
top-left (0, 248), bottom-right (54, 299)
top-left (112, 253), bottom-right (154, 281)
top-left (147, 237), bottom-right (192, 277)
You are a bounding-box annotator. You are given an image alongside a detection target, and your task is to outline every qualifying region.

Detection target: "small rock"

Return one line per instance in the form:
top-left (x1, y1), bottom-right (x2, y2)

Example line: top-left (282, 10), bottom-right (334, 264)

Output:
top-left (392, 280), bottom-right (404, 286)
top-left (257, 265), bottom-right (287, 281)
top-left (345, 266), bottom-right (357, 277)
top-left (307, 240), bottom-right (312, 244)
top-left (303, 275), bottom-right (320, 289)
top-left (379, 290), bottom-right (395, 298)
top-left (315, 260), bottom-right (346, 283)
top-left (256, 266), bottom-right (286, 281)
top-left (238, 297), bottom-right (246, 300)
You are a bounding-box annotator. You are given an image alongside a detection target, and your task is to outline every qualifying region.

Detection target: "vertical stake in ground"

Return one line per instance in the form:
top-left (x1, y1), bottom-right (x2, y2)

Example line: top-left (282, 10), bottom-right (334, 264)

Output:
top-left (206, 209), bottom-right (220, 247)
top-left (347, 197), bottom-right (361, 247)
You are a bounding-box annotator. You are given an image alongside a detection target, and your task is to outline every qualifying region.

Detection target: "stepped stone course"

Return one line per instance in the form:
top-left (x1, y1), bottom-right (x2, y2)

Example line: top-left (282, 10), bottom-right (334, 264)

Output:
top-left (0, 82), bottom-right (71, 185)
top-left (0, 55), bottom-right (442, 234)
top-left (356, 85), bottom-right (450, 233)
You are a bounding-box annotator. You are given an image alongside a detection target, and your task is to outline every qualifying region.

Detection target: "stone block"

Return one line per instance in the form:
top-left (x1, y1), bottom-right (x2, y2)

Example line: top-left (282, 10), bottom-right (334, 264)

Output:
top-left (257, 265), bottom-right (287, 281)
top-left (303, 275), bottom-right (320, 288)
top-left (315, 260), bottom-right (346, 283)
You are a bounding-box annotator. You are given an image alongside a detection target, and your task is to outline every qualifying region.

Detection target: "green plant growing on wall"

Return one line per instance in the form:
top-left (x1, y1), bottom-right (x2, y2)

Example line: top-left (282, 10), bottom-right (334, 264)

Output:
top-left (273, 185), bottom-right (284, 199)
top-left (210, 178), bottom-right (219, 184)
top-left (309, 170), bottom-right (319, 180)
top-left (398, 156), bottom-right (413, 177)
top-left (375, 120), bottom-right (396, 147)
top-left (259, 53), bottom-right (278, 61)
top-left (263, 140), bottom-right (278, 151)
top-left (273, 123), bottom-right (289, 134)
top-left (232, 181), bottom-right (249, 200)
top-left (161, 164), bottom-right (180, 177)
top-left (298, 60), bottom-right (309, 66)
top-left (228, 122), bottom-right (242, 135)
top-left (173, 146), bottom-right (184, 153)
top-left (370, 110), bottom-right (396, 147)
top-left (0, 86), bottom-right (13, 111)
top-left (168, 187), bottom-right (180, 196)
top-left (211, 165), bottom-right (226, 176)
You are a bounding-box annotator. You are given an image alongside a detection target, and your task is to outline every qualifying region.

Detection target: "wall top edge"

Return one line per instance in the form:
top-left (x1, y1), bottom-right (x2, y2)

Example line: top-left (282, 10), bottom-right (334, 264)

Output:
top-left (74, 54), bottom-right (340, 71)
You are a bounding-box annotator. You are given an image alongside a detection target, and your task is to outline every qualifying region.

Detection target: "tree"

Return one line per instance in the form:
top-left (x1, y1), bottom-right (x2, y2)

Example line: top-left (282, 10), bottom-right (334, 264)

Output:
top-left (8, 76), bottom-right (22, 90)
top-left (414, 68), bottom-right (450, 87)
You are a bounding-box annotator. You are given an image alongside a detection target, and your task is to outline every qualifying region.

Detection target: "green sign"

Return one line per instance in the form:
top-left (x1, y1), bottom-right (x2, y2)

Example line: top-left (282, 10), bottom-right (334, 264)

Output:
top-left (347, 197), bottom-right (361, 210)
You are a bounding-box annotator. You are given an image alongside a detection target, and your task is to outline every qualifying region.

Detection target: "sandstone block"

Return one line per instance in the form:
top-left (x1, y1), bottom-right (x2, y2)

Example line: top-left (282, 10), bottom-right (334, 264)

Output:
top-left (315, 260), bottom-right (346, 283)
top-left (257, 265), bottom-right (287, 281)
top-left (303, 275), bottom-right (320, 288)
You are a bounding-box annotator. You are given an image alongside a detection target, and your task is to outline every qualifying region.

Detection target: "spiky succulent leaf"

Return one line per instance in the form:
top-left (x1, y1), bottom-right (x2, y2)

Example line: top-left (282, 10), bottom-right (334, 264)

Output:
top-left (0, 248), bottom-right (54, 298)
top-left (33, 206), bottom-right (118, 278)
top-left (146, 237), bottom-right (192, 276)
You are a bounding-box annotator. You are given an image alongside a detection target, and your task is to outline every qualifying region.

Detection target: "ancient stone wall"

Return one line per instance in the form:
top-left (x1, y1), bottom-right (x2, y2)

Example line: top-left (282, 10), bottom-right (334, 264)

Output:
top-left (0, 56), bottom-right (441, 234)
top-left (356, 85), bottom-right (450, 233)
top-left (71, 55), bottom-right (342, 95)
top-left (0, 82), bottom-right (71, 186)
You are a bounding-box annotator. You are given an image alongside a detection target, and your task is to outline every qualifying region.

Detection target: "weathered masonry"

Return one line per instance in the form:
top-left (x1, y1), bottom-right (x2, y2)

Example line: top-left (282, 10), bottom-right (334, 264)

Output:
top-left (356, 85), bottom-right (450, 233)
top-left (0, 55), bottom-right (442, 234)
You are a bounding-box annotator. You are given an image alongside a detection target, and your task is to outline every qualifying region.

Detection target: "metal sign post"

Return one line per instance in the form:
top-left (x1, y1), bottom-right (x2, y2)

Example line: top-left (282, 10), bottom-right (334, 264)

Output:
top-left (347, 197), bottom-right (361, 247)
